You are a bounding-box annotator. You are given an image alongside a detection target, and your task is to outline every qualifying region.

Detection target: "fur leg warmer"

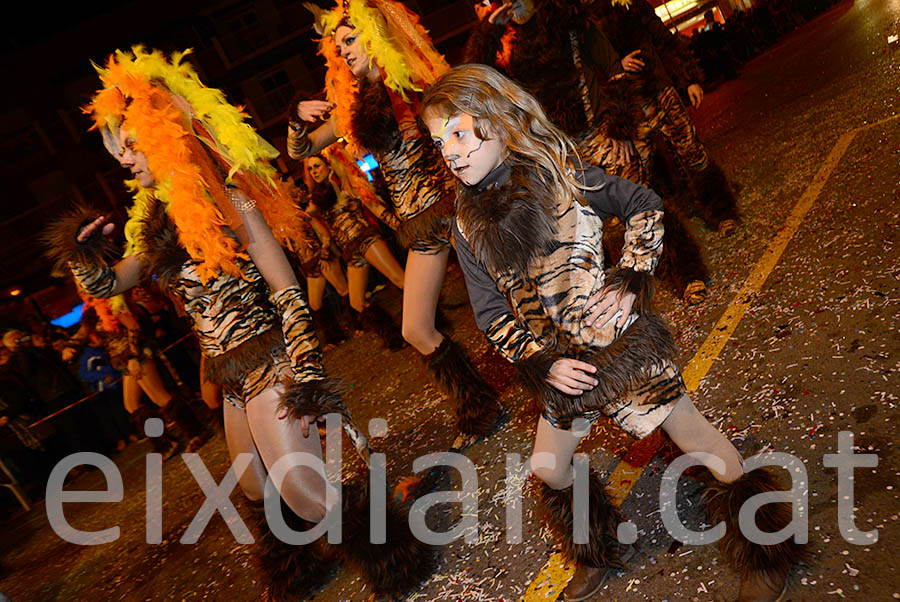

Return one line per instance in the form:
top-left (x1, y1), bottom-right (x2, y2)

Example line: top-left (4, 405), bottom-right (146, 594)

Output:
top-left (311, 305), bottom-right (347, 348)
top-left (160, 395), bottom-right (206, 443)
top-left (246, 499), bottom-right (336, 602)
top-left (339, 479), bottom-right (436, 599)
top-left (656, 201), bottom-right (710, 303)
top-left (537, 471), bottom-right (625, 569)
top-left (426, 337), bottom-right (504, 438)
top-left (360, 304), bottom-right (405, 351)
top-left (703, 467), bottom-right (809, 596)
top-left (689, 161), bottom-right (741, 230)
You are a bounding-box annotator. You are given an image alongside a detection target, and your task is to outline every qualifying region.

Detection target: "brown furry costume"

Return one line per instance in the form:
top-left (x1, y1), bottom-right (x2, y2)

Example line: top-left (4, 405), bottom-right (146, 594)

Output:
top-left (463, 0), bottom-right (711, 303)
top-left (593, 0), bottom-right (741, 231)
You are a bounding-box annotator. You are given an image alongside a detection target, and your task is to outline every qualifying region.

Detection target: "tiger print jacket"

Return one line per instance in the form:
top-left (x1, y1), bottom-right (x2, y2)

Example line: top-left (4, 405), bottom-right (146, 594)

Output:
top-left (62, 203), bottom-right (326, 388)
top-left (453, 160), bottom-right (665, 364)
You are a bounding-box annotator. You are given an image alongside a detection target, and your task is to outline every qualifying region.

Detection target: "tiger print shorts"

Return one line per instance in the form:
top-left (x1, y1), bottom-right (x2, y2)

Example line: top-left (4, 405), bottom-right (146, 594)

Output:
top-left (544, 361), bottom-right (686, 440)
top-left (222, 345), bottom-right (293, 410)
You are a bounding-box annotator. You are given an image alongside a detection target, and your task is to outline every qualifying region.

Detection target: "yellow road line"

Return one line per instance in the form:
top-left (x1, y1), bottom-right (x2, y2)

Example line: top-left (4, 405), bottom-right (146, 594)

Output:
top-left (520, 115), bottom-right (900, 601)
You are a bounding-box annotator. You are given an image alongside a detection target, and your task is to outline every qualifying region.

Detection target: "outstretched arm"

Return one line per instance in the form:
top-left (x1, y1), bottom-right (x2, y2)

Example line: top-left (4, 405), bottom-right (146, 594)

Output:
top-left (287, 101), bottom-right (340, 159)
top-left (45, 211), bottom-right (144, 298)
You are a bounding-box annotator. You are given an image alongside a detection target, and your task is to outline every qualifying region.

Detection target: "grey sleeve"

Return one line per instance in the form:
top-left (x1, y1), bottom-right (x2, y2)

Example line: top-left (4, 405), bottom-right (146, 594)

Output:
top-left (453, 221), bottom-right (513, 332)
top-left (582, 165), bottom-right (663, 221)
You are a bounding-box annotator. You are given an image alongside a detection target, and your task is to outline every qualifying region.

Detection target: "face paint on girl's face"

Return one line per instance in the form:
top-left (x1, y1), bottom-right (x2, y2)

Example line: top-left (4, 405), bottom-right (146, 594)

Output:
top-left (424, 112), bottom-right (505, 187)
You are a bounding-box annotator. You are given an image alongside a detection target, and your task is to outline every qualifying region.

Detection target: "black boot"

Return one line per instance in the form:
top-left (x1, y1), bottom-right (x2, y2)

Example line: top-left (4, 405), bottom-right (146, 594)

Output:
top-left (131, 405), bottom-right (178, 459)
top-left (311, 304), bottom-right (347, 348)
top-left (703, 467), bottom-right (809, 601)
top-left (426, 337), bottom-right (504, 449)
top-left (689, 161), bottom-right (741, 236)
top-left (161, 395), bottom-right (208, 452)
top-left (657, 199), bottom-right (710, 305)
top-left (359, 303), bottom-right (405, 351)
top-left (537, 472), bottom-right (630, 602)
top-left (245, 498), bottom-right (336, 601)
top-left (342, 295), bottom-right (361, 335)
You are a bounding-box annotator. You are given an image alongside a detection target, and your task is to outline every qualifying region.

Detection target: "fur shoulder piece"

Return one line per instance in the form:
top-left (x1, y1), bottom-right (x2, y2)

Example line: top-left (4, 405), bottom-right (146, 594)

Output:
top-left (351, 76), bottom-right (400, 154)
top-left (596, 75), bottom-right (650, 141)
top-left (456, 164), bottom-right (559, 276)
top-left (43, 206), bottom-right (116, 277)
top-left (136, 200), bottom-right (190, 289)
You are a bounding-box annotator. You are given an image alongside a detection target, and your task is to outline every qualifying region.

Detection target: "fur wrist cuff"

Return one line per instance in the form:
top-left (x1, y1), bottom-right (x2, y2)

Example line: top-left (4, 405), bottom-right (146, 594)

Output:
top-left (604, 267), bottom-right (655, 314)
top-left (43, 206), bottom-right (114, 277)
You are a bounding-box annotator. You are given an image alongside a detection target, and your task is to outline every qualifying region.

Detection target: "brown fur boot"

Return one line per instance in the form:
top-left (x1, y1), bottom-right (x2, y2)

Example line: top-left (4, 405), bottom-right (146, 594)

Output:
top-left (537, 471), bottom-right (628, 601)
top-left (338, 479), bottom-right (436, 600)
top-left (245, 499), bottom-right (336, 601)
top-left (689, 161), bottom-right (741, 235)
top-left (426, 336), bottom-right (504, 448)
top-left (703, 467), bottom-right (809, 602)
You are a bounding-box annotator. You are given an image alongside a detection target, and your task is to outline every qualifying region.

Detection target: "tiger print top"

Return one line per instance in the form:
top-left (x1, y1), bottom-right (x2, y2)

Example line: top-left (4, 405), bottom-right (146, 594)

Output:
top-left (70, 208), bottom-right (325, 386)
top-left (453, 161), bottom-right (664, 364)
top-left (314, 193), bottom-right (379, 254)
top-left (287, 78), bottom-right (454, 249)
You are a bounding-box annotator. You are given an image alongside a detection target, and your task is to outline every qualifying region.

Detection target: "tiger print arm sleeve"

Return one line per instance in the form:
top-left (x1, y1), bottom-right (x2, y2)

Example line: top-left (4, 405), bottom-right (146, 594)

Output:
top-left (44, 207), bottom-right (120, 298)
top-left (584, 166), bottom-right (664, 273)
top-left (286, 121), bottom-right (313, 160)
top-left (454, 221), bottom-right (544, 363)
top-left (271, 286), bottom-right (327, 382)
top-left (484, 314), bottom-right (545, 364)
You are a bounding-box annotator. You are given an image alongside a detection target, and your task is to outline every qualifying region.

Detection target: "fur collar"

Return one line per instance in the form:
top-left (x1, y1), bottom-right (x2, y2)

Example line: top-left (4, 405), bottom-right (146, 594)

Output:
top-left (137, 200), bottom-right (191, 290)
top-left (350, 76), bottom-right (400, 154)
top-left (456, 162), bottom-right (559, 275)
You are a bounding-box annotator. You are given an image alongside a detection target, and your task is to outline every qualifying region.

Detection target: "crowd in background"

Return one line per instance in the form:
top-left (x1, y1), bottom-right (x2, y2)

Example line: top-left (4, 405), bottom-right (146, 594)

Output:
top-left (691, 0), bottom-right (845, 82)
top-left (0, 289), bottom-right (209, 500)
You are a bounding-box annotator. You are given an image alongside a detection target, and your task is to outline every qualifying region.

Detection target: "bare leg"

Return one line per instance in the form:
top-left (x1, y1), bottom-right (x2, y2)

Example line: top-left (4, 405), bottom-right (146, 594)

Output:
top-left (131, 358), bottom-right (174, 408)
top-left (122, 373), bottom-right (143, 414)
top-left (401, 249), bottom-right (449, 354)
top-left (661, 394), bottom-right (744, 483)
top-left (364, 239), bottom-right (405, 289)
top-left (321, 258), bottom-right (349, 297)
top-left (245, 385), bottom-right (336, 522)
top-left (306, 275), bottom-right (327, 312)
top-left (224, 401), bottom-right (269, 502)
top-left (347, 264), bottom-right (371, 314)
top-left (530, 416), bottom-right (589, 489)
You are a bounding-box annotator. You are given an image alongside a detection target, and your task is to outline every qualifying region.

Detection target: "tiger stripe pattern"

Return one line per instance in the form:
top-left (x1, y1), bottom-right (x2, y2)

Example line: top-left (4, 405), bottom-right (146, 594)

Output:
top-left (460, 197), bottom-right (679, 437)
top-left (376, 135), bottom-right (454, 253)
top-left (70, 261), bottom-right (117, 298)
top-left (635, 86), bottom-right (710, 175)
top-left (270, 285), bottom-right (327, 383)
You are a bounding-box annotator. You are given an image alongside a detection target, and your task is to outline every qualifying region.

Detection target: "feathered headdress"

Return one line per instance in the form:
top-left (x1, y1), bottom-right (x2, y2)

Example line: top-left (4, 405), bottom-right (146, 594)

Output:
top-left (85, 46), bottom-right (311, 283)
top-left (315, 0), bottom-right (448, 154)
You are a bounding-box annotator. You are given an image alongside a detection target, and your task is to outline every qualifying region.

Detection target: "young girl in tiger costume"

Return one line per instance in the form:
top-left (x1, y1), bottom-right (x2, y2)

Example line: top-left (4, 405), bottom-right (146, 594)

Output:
top-left (421, 64), bottom-right (805, 602)
top-left (45, 47), bottom-right (432, 601)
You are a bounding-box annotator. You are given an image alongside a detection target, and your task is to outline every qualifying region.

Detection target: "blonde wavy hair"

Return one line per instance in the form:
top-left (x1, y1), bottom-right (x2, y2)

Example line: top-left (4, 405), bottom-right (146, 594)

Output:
top-left (421, 64), bottom-right (590, 211)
